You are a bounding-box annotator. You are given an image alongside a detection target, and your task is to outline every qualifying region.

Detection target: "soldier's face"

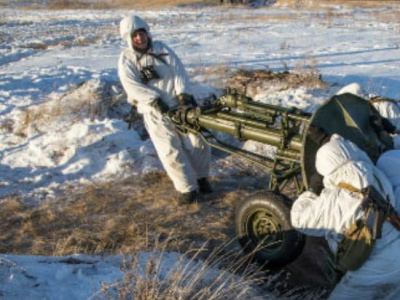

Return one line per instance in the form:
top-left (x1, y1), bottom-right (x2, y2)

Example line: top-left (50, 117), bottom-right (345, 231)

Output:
top-left (132, 29), bottom-right (148, 50)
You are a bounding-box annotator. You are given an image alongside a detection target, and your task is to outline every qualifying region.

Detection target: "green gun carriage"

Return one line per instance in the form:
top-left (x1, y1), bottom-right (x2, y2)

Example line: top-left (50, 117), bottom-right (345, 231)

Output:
top-left (168, 90), bottom-right (390, 268)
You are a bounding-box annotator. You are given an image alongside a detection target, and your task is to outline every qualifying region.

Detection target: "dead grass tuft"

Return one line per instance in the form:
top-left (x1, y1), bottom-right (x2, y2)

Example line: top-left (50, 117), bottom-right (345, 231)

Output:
top-left (14, 107), bottom-right (38, 138)
top-left (22, 38), bottom-right (98, 50)
top-left (116, 0), bottom-right (217, 9)
top-left (0, 196), bottom-right (26, 215)
top-left (278, 0), bottom-right (400, 10)
top-left (0, 118), bottom-right (14, 133)
top-left (226, 68), bottom-right (327, 98)
top-left (100, 239), bottom-right (268, 300)
top-left (336, 0), bottom-right (400, 9)
top-left (14, 80), bottom-right (125, 137)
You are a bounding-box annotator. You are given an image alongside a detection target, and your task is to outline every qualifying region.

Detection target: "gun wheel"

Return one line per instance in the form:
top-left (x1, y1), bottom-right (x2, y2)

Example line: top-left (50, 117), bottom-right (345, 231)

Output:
top-left (235, 190), bottom-right (305, 269)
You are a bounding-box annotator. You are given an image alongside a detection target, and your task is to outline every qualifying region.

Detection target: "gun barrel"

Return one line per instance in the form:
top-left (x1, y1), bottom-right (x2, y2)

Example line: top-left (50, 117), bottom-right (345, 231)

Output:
top-left (185, 109), bottom-right (303, 161)
top-left (220, 93), bottom-right (311, 122)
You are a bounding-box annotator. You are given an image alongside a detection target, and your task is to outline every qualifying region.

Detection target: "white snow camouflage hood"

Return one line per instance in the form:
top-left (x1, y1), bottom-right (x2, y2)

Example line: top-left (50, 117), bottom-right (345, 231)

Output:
top-left (315, 134), bottom-right (372, 177)
top-left (120, 15), bottom-right (152, 50)
top-left (377, 150), bottom-right (400, 187)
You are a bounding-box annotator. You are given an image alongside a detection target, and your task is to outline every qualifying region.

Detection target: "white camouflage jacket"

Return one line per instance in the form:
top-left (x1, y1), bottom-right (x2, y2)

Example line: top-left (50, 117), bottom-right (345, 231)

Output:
top-left (291, 134), bottom-right (396, 253)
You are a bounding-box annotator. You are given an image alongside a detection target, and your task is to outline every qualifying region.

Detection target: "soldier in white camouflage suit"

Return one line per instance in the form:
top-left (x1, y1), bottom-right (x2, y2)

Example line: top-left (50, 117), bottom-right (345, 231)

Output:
top-left (118, 15), bottom-right (212, 204)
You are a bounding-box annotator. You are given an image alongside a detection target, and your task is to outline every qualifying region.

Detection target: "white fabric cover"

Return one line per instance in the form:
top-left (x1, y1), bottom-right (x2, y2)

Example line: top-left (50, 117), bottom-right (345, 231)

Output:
top-left (118, 15), bottom-right (210, 193)
top-left (378, 150), bottom-right (400, 211)
top-left (291, 135), bottom-right (400, 300)
top-left (372, 100), bottom-right (400, 133)
top-left (336, 83), bottom-right (366, 98)
top-left (372, 100), bottom-right (400, 149)
top-left (315, 134), bottom-right (372, 178)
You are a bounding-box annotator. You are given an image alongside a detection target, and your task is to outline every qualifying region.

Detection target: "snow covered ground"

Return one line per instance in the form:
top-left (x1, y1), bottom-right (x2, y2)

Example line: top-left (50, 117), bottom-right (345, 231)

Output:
top-left (1, 1), bottom-right (400, 299)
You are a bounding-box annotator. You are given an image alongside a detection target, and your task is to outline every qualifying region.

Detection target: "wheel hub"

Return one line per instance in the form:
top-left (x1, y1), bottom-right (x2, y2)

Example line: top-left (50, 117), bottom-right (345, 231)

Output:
top-left (248, 209), bottom-right (283, 250)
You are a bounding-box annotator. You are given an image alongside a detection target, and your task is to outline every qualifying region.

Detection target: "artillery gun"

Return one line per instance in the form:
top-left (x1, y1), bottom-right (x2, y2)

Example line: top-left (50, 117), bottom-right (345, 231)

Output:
top-left (168, 90), bottom-right (389, 268)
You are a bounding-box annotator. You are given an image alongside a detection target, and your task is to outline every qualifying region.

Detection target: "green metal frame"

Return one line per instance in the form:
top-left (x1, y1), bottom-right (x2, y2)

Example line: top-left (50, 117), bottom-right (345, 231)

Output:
top-left (168, 91), bottom-right (311, 194)
top-left (168, 91), bottom-right (391, 195)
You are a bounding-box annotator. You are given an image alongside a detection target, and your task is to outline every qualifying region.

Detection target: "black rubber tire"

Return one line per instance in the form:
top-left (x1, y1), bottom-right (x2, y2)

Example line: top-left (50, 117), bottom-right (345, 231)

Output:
top-left (235, 190), bottom-right (305, 269)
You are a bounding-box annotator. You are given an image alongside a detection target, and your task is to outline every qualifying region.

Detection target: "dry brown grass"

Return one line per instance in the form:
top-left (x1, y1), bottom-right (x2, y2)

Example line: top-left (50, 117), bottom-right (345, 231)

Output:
top-left (14, 80), bottom-right (123, 138)
top-left (0, 162), bottom-right (284, 298)
top-left (0, 163), bottom-right (328, 298)
top-left (1, 0), bottom-right (218, 9)
top-left (0, 137), bottom-right (329, 298)
top-left (226, 69), bottom-right (327, 98)
top-left (372, 8), bottom-right (400, 23)
top-left (21, 38), bottom-right (98, 50)
top-left (116, 0), bottom-right (217, 8)
top-left (0, 170), bottom-right (257, 257)
top-left (3, 0), bottom-right (400, 9)
top-left (0, 168), bottom-right (331, 298)
top-left (279, 0), bottom-right (400, 10)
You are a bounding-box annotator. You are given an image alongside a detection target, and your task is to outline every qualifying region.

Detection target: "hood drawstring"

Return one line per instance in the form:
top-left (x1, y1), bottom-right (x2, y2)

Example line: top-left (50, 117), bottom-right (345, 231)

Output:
top-left (138, 51), bottom-right (169, 66)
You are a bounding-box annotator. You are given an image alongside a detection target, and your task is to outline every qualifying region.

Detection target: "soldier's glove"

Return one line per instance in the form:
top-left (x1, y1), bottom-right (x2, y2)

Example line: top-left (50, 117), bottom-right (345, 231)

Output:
top-left (370, 114), bottom-right (394, 150)
top-left (307, 125), bottom-right (330, 146)
top-left (177, 93), bottom-right (197, 108)
top-left (308, 173), bottom-right (324, 195)
top-left (150, 98), bottom-right (169, 114)
top-left (370, 114), bottom-right (383, 133)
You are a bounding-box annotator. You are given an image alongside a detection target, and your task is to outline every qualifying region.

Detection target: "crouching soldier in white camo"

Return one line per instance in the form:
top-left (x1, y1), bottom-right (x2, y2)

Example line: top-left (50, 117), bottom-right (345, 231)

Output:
top-left (291, 134), bottom-right (400, 299)
top-left (370, 96), bottom-right (400, 134)
top-left (118, 15), bottom-right (212, 204)
top-left (369, 96), bottom-right (400, 149)
top-left (336, 82), bottom-right (400, 149)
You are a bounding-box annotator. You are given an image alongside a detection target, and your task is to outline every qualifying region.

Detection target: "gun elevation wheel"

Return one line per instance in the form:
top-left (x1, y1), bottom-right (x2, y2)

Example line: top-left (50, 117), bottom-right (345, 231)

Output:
top-left (235, 190), bottom-right (305, 269)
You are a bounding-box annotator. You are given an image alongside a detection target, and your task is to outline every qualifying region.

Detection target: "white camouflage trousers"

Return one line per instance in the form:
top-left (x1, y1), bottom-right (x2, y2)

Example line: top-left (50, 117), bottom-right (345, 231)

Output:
top-left (143, 110), bottom-right (211, 193)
